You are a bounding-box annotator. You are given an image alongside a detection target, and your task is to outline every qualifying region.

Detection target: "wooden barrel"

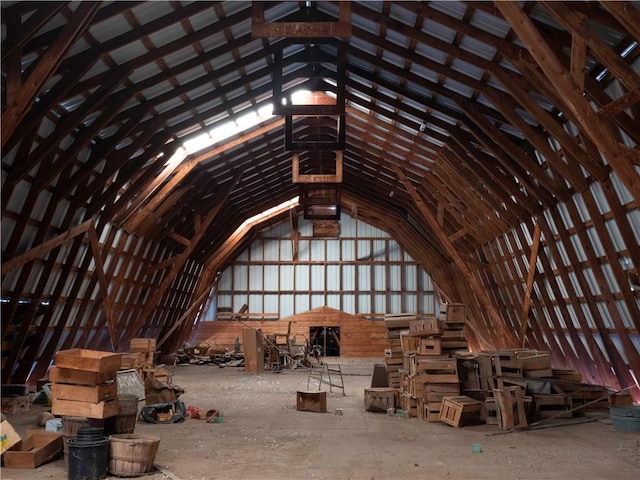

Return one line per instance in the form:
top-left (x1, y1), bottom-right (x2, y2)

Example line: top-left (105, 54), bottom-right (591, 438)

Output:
top-left (105, 394), bottom-right (139, 435)
top-left (109, 434), bottom-right (160, 477)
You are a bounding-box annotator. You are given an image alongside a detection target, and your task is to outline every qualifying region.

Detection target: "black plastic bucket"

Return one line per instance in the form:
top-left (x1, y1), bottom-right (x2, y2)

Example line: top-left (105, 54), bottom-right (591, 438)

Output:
top-left (67, 436), bottom-right (110, 480)
top-left (75, 427), bottom-right (105, 441)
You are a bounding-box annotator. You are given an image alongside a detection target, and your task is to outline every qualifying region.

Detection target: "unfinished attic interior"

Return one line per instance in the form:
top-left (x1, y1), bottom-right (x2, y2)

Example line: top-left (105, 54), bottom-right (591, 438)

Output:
top-left (1, 1), bottom-right (640, 476)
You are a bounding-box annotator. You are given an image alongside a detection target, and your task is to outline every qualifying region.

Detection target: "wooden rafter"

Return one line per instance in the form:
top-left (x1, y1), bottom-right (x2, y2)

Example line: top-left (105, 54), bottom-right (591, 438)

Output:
top-left (394, 166), bottom-right (519, 346)
top-left (496, 1), bottom-right (640, 204)
top-left (519, 221), bottom-right (541, 348)
top-left (1, 2), bottom-right (100, 147)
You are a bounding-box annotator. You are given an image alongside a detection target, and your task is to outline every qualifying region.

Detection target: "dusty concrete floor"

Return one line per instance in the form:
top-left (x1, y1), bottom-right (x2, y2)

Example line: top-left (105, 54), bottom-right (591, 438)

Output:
top-left (1, 358), bottom-right (639, 480)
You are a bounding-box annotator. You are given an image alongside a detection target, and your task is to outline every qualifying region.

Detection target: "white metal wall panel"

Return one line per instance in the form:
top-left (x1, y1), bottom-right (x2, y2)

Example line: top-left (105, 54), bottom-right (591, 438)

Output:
top-left (358, 293), bottom-right (371, 313)
top-left (295, 264), bottom-right (310, 289)
top-left (249, 265), bottom-right (263, 290)
top-left (279, 239), bottom-right (293, 261)
top-left (280, 265), bottom-right (294, 290)
top-left (263, 239), bottom-right (279, 261)
top-left (373, 265), bottom-right (386, 290)
top-left (388, 265), bottom-right (401, 290)
top-left (233, 265), bottom-right (248, 289)
top-left (326, 294), bottom-right (340, 310)
top-left (310, 240), bottom-right (325, 261)
top-left (249, 294), bottom-right (262, 313)
top-left (404, 264), bottom-right (417, 290)
top-left (326, 240), bottom-right (341, 261)
top-left (310, 294), bottom-right (325, 309)
top-left (340, 214), bottom-right (356, 236)
top-left (233, 294), bottom-right (246, 312)
top-left (280, 295), bottom-right (294, 318)
top-left (298, 239), bottom-right (310, 261)
top-left (357, 240), bottom-right (370, 260)
top-left (342, 265), bottom-right (355, 290)
top-left (341, 240), bottom-right (355, 260)
top-left (373, 294), bottom-right (386, 312)
top-left (296, 294), bottom-right (309, 312)
top-left (342, 295), bottom-right (355, 314)
top-left (358, 265), bottom-right (371, 290)
top-left (311, 265), bottom-right (325, 290)
top-left (264, 294), bottom-right (278, 313)
top-left (405, 293), bottom-right (417, 312)
top-left (326, 264), bottom-right (340, 290)
top-left (264, 265), bottom-right (279, 291)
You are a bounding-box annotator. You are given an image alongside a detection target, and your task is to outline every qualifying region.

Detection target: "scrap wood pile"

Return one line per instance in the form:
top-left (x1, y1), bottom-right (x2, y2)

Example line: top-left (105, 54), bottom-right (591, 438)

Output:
top-left (371, 304), bottom-right (623, 430)
top-left (173, 342), bottom-right (245, 367)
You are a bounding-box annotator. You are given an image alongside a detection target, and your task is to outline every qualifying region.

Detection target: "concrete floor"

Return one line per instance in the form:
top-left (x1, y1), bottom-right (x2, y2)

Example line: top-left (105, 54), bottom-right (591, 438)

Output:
top-left (1, 358), bottom-right (639, 480)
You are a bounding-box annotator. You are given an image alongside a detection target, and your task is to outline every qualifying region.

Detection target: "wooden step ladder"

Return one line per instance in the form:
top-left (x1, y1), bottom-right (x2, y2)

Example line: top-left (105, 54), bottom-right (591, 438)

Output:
top-left (307, 363), bottom-right (346, 395)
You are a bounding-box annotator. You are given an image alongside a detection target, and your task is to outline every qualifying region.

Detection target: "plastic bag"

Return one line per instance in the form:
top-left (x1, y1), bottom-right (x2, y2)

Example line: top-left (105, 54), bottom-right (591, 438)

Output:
top-left (140, 400), bottom-right (186, 424)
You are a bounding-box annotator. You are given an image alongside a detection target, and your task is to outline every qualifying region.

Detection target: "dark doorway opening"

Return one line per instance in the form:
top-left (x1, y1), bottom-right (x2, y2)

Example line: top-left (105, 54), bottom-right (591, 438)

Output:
top-left (309, 326), bottom-right (340, 357)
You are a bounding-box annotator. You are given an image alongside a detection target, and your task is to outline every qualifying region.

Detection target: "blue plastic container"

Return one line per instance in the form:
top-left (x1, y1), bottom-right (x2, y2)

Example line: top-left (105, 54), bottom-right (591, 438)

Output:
top-left (610, 405), bottom-right (640, 433)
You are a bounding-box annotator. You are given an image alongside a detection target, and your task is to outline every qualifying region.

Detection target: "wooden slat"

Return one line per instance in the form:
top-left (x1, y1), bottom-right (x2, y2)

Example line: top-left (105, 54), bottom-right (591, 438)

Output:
top-left (1, 2), bottom-right (100, 147)
top-left (520, 222), bottom-right (541, 347)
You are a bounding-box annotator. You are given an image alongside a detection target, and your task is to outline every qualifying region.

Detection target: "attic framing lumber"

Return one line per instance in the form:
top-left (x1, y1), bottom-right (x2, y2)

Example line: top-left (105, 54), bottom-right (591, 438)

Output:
top-left (252, 1), bottom-right (352, 38)
top-left (1, 2), bottom-right (100, 148)
top-left (394, 166), bottom-right (518, 346)
top-left (519, 221), bottom-right (541, 348)
top-left (495, 1), bottom-right (640, 204)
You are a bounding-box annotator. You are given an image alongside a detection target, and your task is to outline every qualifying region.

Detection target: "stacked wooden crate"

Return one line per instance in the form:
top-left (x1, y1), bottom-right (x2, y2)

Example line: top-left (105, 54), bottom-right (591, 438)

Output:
top-left (130, 338), bottom-right (167, 382)
top-left (439, 303), bottom-right (468, 355)
top-left (383, 314), bottom-right (414, 389)
top-left (51, 349), bottom-right (121, 419)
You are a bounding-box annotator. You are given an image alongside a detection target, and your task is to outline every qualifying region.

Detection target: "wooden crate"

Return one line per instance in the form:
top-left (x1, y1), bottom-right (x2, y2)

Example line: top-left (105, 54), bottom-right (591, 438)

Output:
top-left (51, 397), bottom-right (119, 419)
top-left (417, 399), bottom-right (442, 422)
top-left (443, 303), bottom-right (466, 324)
top-left (483, 398), bottom-right (499, 425)
top-left (364, 387), bottom-right (395, 412)
top-left (418, 357), bottom-right (459, 383)
top-left (400, 394), bottom-right (418, 417)
top-left (400, 333), bottom-right (418, 354)
top-left (51, 381), bottom-right (117, 403)
top-left (423, 383), bottom-right (461, 403)
top-left (1, 394), bottom-right (30, 414)
top-left (493, 387), bottom-right (527, 430)
top-left (439, 396), bottom-right (482, 427)
top-left (3, 432), bottom-right (63, 469)
top-left (532, 394), bottom-right (573, 419)
top-left (418, 337), bottom-right (442, 355)
top-left (409, 317), bottom-right (439, 337)
top-left (54, 349), bottom-right (122, 373)
top-left (297, 391), bottom-right (326, 413)
top-left (49, 366), bottom-right (115, 386)
top-left (130, 338), bottom-right (157, 353)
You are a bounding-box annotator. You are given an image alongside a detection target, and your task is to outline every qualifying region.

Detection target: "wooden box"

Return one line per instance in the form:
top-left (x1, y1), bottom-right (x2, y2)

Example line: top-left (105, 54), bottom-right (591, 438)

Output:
top-left (424, 383), bottom-right (461, 402)
top-left (418, 357), bottom-right (459, 383)
top-left (51, 381), bottom-right (117, 403)
top-left (443, 303), bottom-right (466, 324)
top-left (400, 333), bottom-right (418, 354)
top-left (364, 387), bottom-right (395, 412)
top-left (1, 394), bottom-right (30, 414)
top-left (49, 366), bottom-right (115, 386)
top-left (55, 349), bottom-right (122, 373)
top-left (296, 391), bottom-right (326, 413)
top-left (418, 337), bottom-right (442, 355)
top-left (51, 397), bottom-right (119, 419)
top-left (130, 338), bottom-right (157, 353)
top-left (439, 396), bottom-right (483, 427)
top-left (409, 317), bottom-right (439, 337)
top-left (3, 432), bottom-right (63, 468)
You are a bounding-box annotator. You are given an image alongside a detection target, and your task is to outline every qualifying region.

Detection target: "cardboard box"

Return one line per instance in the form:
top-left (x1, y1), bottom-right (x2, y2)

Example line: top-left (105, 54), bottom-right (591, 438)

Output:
top-left (54, 349), bottom-right (122, 373)
top-left (1, 419), bottom-right (21, 454)
top-left (2, 432), bottom-right (63, 468)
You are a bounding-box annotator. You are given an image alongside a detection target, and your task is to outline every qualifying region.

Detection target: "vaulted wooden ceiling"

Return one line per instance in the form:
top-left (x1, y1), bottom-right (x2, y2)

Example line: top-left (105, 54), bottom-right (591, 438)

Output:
top-left (1, 2), bottom-right (639, 395)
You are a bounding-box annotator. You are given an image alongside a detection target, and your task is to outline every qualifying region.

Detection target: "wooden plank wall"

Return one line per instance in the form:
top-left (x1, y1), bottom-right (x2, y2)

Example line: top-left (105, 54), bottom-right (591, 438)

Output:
top-left (193, 306), bottom-right (387, 357)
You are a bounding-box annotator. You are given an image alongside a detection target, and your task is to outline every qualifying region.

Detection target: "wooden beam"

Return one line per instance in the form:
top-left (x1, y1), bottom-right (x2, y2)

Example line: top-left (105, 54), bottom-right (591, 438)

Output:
top-left (1, 2), bottom-right (100, 147)
top-left (570, 31), bottom-right (587, 92)
top-left (541, 1), bottom-right (640, 91)
top-left (598, 88), bottom-right (640, 119)
top-left (599, 1), bottom-right (640, 42)
top-left (520, 221), bottom-right (541, 348)
top-left (1, 2), bottom-right (68, 61)
top-left (121, 118), bottom-right (285, 232)
top-left (496, 1), bottom-right (640, 203)
top-left (156, 287), bottom-right (213, 349)
top-left (394, 166), bottom-right (519, 346)
top-left (1, 219), bottom-right (93, 275)
top-left (251, 1), bottom-right (351, 38)
top-left (88, 225), bottom-right (117, 352)
top-left (292, 152), bottom-right (343, 183)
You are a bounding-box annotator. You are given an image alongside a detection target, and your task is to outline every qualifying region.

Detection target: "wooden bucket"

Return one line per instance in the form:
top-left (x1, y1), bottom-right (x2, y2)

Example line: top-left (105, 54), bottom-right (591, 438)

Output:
top-left (105, 394), bottom-right (139, 435)
top-left (109, 434), bottom-right (160, 477)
